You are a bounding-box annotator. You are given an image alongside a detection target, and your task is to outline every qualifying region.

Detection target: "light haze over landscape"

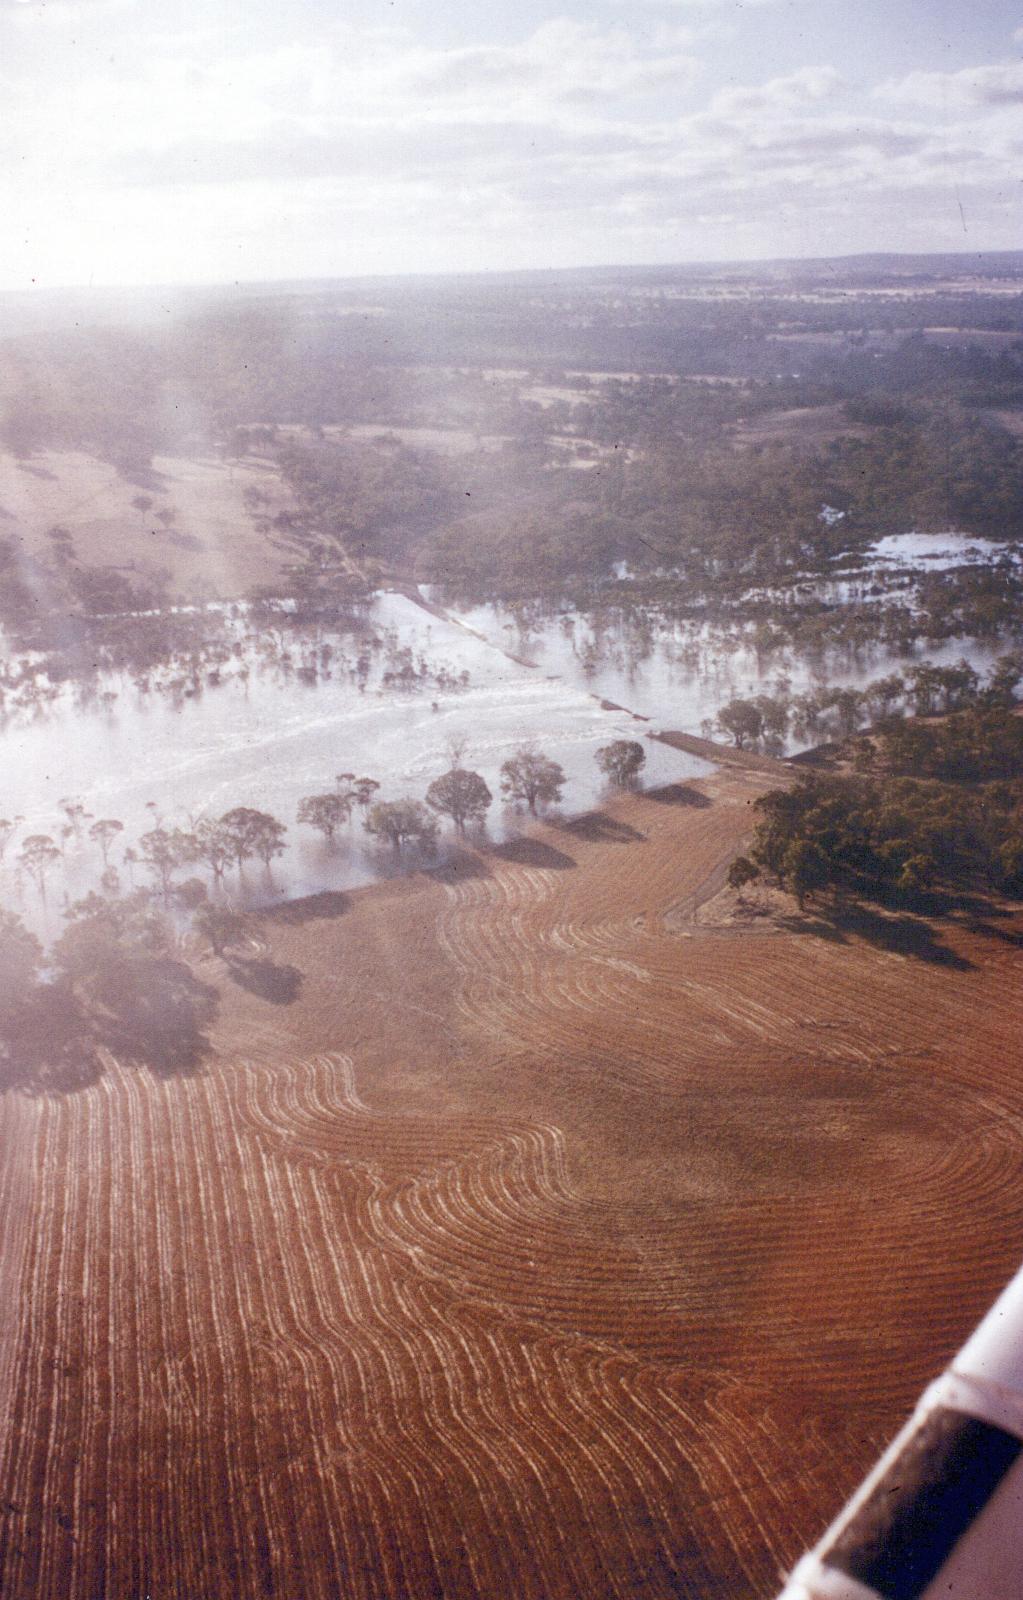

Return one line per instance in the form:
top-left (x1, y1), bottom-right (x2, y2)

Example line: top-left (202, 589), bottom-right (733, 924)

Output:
top-left (2, 0), bottom-right (1022, 288)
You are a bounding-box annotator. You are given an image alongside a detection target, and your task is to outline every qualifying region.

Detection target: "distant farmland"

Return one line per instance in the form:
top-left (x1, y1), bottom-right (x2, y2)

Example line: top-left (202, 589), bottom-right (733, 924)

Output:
top-left (1, 764), bottom-right (1021, 1598)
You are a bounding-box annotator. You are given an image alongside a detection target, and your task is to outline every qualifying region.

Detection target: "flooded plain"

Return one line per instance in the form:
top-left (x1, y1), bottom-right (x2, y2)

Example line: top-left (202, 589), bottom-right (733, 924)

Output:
top-left (1, 532), bottom-right (1016, 930)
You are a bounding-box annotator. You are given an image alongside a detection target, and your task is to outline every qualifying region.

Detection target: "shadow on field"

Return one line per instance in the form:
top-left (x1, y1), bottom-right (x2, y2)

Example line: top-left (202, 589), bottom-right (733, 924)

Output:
top-left (104, 959), bottom-right (221, 1074)
top-left (0, 986), bottom-right (103, 1095)
top-left (119, 463), bottom-right (168, 491)
top-left (268, 891), bottom-right (349, 925)
top-left (562, 811), bottom-right (645, 844)
top-left (226, 956), bottom-right (303, 1005)
top-left (429, 849), bottom-right (492, 884)
top-left (493, 837), bottom-right (576, 871)
top-left (644, 783), bottom-right (711, 808)
top-left (969, 918), bottom-right (1023, 948)
top-left (782, 904), bottom-right (976, 969)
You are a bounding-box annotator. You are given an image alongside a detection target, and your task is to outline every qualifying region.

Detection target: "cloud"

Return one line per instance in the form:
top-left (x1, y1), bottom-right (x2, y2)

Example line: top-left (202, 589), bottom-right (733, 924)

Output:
top-left (632, 0), bottom-right (781, 9)
top-left (389, 19), bottom-right (701, 106)
top-left (876, 59), bottom-right (1023, 109)
top-left (111, 117), bottom-right (636, 188)
top-left (1, 4), bottom-right (1021, 288)
top-left (711, 65), bottom-right (841, 116)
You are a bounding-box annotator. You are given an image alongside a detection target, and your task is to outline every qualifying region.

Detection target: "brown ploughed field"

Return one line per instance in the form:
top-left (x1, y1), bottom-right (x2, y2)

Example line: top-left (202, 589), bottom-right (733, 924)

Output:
top-left (2, 765), bottom-right (1022, 1598)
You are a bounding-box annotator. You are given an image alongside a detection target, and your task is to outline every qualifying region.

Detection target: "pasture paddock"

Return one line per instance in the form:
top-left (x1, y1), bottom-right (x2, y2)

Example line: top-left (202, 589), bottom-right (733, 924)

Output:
top-left (1, 767), bottom-right (1021, 1598)
top-left (0, 449), bottom-right (296, 601)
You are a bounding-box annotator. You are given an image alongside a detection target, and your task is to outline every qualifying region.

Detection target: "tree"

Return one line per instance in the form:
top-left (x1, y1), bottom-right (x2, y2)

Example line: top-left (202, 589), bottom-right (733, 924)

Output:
top-left (194, 819), bottom-right (234, 881)
top-left (193, 903), bottom-right (246, 957)
top-left (297, 792), bottom-right (353, 844)
top-left (89, 818), bottom-right (124, 864)
top-left (984, 652), bottom-right (1023, 709)
top-left (782, 838), bottom-right (832, 910)
top-left (0, 909), bottom-right (52, 1083)
top-left (717, 699), bottom-right (764, 749)
top-left (595, 740), bottom-right (646, 787)
top-left (55, 893), bottom-right (217, 1074)
top-left (726, 856), bottom-right (761, 896)
top-left (425, 769), bottom-right (492, 833)
top-left (60, 798), bottom-right (93, 840)
top-left (897, 853), bottom-right (936, 898)
top-left (364, 799), bottom-right (438, 857)
top-left (220, 807), bottom-right (286, 871)
top-left (139, 827), bottom-right (197, 899)
top-left (0, 817), bottom-right (22, 860)
top-left (0, 909), bottom-right (42, 1001)
top-left (18, 834), bottom-right (61, 897)
top-left (351, 777), bottom-right (380, 809)
top-left (500, 745), bottom-right (566, 814)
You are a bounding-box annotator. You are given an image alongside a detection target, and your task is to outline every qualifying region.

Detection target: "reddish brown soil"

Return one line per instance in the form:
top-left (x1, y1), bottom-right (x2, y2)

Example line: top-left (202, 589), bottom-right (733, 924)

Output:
top-left (2, 767), bottom-right (1022, 1599)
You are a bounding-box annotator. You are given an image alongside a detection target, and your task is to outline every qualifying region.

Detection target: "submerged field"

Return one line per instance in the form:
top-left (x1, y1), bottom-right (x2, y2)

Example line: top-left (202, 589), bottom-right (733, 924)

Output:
top-left (1, 760), bottom-right (1021, 1598)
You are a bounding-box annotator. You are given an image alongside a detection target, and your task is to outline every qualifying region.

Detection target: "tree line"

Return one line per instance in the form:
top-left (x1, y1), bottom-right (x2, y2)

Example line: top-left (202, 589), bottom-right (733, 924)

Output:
top-left (729, 710), bottom-right (1023, 910)
top-left (6, 741), bottom-right (649, 905)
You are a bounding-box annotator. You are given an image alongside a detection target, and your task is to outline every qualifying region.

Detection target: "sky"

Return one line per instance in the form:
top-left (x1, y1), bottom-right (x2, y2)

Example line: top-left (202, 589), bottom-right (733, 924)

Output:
top-left (0, 0), bottom-right (1021, 290)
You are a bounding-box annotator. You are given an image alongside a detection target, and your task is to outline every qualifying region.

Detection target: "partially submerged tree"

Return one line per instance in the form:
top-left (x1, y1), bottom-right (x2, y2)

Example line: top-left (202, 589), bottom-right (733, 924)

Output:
top-left (716, 699), bottom-right (764, 750)
top-left (500, 745), bottom-right (566, 814)
top-left (297, 792), bottom-right (353, 844)
top-left (60, 798), bottom-right (93, 839)
top-left (89, 817), bottom-right (124, 864)
top-left (595, 740), bottom-right (646, 788)
top-left (18, 834), bottom-right (61, 898)
top-left (220, 807), bottom-right (287, 871)
top-left (426, 768), bottom-right (492, 833)
top-left (351, 777), bottom-right (380, 809)
top-left (194, 819), bottom-right (234, 881)
top-left (364, 799), bottom-right (438, 857)
top-left (139, 827), bottom-right (196, 899)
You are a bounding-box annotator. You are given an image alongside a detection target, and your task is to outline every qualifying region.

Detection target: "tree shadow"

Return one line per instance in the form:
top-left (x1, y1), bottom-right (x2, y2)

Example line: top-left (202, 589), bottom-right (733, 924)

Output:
top-left (95, 957), bottom-right (219, 1075)
top-left (644, 783), bottom-right (712, 808)
top-left (492, 837), bottom-right (576, 870)
top-left (0, 986), bottom-right (103, 1095)
top-left (967, 919), bottom-right (1023, 948)
top-left (562, 811), bottom-right (645, 843)
top-left (117, 463), bottom-right (169, 490)
top-left (775, 912), bottom-right (851, 946)
top-left (428, 849), bottom-right (492, 884)
top-left (783, 902), bottom-right (975, 969)
top-left (267, 890), bottom-right (349, 925)
top-left (226, 956), bottom-right (302, 1005)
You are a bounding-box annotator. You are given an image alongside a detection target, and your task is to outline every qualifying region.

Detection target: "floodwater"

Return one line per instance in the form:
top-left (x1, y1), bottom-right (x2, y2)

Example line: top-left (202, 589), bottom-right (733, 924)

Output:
top-left (1, 559), bottom-right (1015, 931)
top-left (866, 531), bottom-right (1019, 569)
top-left (447, 600), bottom-right (1006, 736)
top-left (0, 592), bottom-right (708, 931)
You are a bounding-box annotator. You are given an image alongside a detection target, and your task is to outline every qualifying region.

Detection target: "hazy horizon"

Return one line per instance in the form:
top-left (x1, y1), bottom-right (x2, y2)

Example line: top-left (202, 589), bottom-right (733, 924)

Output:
top-left (3, 244), bottom-right (1023, 309)
top-left (2, 0), bottom-right (1021, 293)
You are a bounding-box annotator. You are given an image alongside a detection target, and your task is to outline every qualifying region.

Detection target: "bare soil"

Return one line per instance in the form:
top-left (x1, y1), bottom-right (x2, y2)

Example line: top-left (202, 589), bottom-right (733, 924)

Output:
top-left (2, 766), bottom-right (1022, 1598)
